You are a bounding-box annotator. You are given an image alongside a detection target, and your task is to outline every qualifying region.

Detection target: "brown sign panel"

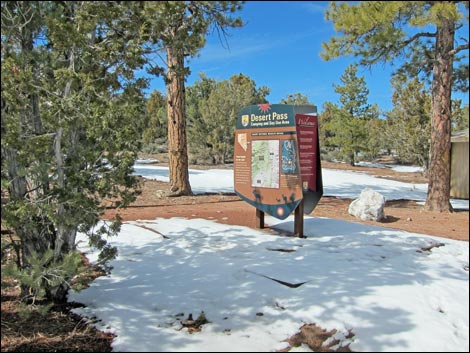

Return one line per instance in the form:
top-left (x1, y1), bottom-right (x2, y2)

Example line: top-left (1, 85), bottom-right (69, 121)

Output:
top-left (234, 104), bottom-right (320, 219)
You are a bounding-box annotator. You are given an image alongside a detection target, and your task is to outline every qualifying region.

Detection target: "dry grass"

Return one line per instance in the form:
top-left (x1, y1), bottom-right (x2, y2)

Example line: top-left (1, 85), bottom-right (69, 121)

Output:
top-left (281, 323), bottom-right (354, 352)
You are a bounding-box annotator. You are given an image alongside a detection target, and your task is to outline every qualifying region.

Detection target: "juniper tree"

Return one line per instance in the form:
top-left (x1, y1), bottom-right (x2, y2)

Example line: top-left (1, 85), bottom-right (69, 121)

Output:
top-left (1, 1), bottom-right (147, 302)
top-left (197, 73), bottom-right (269, 164)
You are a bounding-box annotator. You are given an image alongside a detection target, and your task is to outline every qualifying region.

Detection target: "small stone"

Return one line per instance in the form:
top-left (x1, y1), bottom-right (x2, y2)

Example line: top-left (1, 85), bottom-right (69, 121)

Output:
top-left (407, 217), bottom-right (412, 221)
top-left (156, 190), bottom-right (166, 198)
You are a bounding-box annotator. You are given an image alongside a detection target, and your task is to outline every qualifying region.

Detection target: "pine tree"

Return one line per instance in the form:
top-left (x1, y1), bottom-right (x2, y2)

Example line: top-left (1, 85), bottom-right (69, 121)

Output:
top-left (321, 1), bottom-right (469, 212)
top-left (367, 118), bottom-right (389, 160)
top-left (199, 74), bottom-right (269, 164)
top-left (280, 93), bottom-right (312, 105)
top-left (386, 76), bottom-right (432, 171)
top-left (187, 73), bottom-right (269, 164)
top-left (141, 2), bottom-right (244, 195)
top-left (143, 90), bottom-right (168, 146)
top-left (331, 64), bottom-right (375, 166)
top-left (318, 101), bottom-right (341, 154)
top-left (451, 101), bottom-right (469, 131)
top-left (186, 73), bottom-right (219, 163)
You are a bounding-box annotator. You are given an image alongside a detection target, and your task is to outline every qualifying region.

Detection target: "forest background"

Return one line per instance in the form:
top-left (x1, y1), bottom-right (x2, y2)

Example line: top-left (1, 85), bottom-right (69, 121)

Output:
top-left (1, 0), bottom-right (468, 314)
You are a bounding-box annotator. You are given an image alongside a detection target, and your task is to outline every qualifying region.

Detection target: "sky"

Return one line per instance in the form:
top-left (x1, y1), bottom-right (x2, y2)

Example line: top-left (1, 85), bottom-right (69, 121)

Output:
top-left (144, 1), bottom-right (469, 115)
top-left (69, 162), bottom-right (469, 352)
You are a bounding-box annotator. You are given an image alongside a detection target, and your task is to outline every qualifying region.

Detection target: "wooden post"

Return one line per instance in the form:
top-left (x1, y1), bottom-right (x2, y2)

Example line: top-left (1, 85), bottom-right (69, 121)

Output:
top-left (294, 200), bottom-right (304, 237)
top-left (256, 209), bottom-right (265, 229)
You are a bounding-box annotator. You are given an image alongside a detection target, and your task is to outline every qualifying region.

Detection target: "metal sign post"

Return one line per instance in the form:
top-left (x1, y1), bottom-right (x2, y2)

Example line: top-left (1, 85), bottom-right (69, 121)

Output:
top-left (256, 209), bottom-right (265, 229)
top-left (294, 200), bottom-right (304, 237)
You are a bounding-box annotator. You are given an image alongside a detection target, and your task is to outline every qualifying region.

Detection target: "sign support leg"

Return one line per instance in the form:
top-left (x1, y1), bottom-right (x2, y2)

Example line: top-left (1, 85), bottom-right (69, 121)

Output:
top-left (294, 200), bottom-right (304, 238)
top-left (256, 209), bottom-right (265, 229)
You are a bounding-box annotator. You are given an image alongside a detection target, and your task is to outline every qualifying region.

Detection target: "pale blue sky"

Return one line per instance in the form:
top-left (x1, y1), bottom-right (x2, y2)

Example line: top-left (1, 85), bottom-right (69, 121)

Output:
top-left (145, 1), bottom-right (469, 115)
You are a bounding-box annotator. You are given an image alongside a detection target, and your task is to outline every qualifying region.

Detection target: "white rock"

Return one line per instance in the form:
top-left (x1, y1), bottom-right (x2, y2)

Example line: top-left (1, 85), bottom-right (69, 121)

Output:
top-left (348, 188), bottom-right (386, 221)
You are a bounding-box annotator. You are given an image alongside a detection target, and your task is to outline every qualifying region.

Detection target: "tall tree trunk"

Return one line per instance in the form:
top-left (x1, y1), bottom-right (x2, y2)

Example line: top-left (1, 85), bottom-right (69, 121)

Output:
top-left (5, 12), bottom-right (55, 279)
top-left (49, 50), bottom-right (78, 303)
top-left (166, 46), bottom-right (192, 196)
top-left (349, 152), bottom-right (355, 166)
top-left (425, 18), bottom-right (454, 212)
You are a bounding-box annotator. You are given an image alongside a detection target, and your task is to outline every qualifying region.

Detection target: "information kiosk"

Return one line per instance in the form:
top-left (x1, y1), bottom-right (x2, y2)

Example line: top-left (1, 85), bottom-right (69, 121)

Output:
top-left (234, 104), bottom-right (323, 237)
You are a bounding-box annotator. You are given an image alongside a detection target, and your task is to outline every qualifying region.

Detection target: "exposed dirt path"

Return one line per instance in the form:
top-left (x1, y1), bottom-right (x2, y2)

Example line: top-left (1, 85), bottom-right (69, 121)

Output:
top-left (104, 172), bottom-right (468, 242)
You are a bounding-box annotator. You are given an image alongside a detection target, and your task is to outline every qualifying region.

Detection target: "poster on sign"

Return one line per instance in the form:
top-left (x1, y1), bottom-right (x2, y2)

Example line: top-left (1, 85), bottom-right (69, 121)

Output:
top-left (234, 104), bottom-right (322, 220)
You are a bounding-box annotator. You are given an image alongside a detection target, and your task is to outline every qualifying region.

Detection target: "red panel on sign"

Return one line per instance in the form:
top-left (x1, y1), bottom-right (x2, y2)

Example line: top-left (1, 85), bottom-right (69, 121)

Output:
top-left (295, 114), bottom-right (318, 192)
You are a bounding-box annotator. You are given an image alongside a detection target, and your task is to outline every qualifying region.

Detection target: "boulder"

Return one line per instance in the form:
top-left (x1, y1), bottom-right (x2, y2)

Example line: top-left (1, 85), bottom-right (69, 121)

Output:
top-left (348, 188), bottom-right (385, 222)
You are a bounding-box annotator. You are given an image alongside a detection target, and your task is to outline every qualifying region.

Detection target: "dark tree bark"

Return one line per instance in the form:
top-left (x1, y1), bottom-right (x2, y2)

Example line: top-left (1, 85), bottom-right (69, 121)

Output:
top-left (166, 46), bottom-right (192, 196)
top-left (425, 18), bottom-right (454, 212)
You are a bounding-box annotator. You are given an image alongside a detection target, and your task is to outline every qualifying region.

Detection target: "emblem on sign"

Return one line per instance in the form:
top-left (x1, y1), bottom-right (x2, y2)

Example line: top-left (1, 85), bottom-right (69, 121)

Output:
top-left (241, 115), bottom-right (249, 127)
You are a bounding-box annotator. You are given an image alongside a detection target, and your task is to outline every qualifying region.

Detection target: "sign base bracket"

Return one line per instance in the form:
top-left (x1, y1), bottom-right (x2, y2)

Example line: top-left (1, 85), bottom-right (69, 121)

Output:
top-left (255, 201), bottom-right (305, 238)
top-left (256, 208), bottom-right (265, 229)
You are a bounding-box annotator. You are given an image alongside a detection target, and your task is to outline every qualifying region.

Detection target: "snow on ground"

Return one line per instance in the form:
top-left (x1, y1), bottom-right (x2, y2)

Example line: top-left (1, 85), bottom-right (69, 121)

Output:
top-left (132, 162), bottom-right (469, 209)
top-left (71, 217), bottom-right (469, 352)
top-left (356, 161), bottom-right (424, 173)
top-left (69, 164), bottom-right (469, 352)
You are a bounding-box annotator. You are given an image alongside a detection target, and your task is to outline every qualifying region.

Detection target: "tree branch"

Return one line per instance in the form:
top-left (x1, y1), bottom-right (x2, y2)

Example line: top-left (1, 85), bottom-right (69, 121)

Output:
top-left (402, 31), bottom-right (436, 47)
top-left (449, 43), bottom-right (470, 56)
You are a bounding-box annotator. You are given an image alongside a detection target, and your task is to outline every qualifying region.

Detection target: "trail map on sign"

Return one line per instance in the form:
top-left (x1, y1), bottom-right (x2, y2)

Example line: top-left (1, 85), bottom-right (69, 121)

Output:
top-left (251, 140), bottom-right (279, 188)
top-left (281, 140), bottom-right (298, 174)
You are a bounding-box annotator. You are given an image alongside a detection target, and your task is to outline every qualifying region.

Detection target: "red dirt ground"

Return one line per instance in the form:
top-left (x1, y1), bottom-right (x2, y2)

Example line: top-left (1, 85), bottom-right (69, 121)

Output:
top-left (104, 161), bottom-right (469, 242)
